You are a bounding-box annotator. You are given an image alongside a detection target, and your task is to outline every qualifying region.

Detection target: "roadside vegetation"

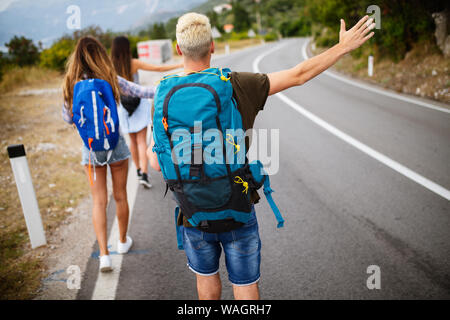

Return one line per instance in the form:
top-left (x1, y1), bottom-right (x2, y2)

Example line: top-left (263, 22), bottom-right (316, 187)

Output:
top-left (313, 39), bottom-right (450, 104)
top-left (0, 68), bottom-right (88, 299)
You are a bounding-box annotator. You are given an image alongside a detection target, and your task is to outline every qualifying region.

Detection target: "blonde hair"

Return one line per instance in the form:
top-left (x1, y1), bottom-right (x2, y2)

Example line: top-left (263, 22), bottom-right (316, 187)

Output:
top-left (176, 12), bottom-right (212, 60)
top-left (63, 36), bottom-right (120, 113)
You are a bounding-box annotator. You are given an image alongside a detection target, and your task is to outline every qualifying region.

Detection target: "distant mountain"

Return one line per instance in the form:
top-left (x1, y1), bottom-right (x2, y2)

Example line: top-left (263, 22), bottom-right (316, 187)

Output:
top-left (0, 0), bottom-right (206, 49)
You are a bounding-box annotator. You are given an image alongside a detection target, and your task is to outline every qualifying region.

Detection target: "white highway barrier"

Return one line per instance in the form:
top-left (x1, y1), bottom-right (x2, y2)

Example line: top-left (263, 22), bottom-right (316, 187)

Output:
top-left (7, 144), bottom-right (46, 248)
top-left (368, 55), bottom-right (374, 77)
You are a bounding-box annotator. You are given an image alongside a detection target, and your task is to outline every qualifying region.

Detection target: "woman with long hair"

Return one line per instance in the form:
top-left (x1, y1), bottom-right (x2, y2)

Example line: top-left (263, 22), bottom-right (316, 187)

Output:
top-left (111, 36), bottom-right (181, 188)
top-left (62, 36), bottom-right (156, 272)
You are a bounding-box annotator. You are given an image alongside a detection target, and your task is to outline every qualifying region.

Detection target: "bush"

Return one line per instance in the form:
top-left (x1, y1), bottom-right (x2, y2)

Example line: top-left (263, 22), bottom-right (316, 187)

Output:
top-left (39, 25), bottom-right (119, 71)
top-left (315, 27), bottom-right (338, 48)
top-left (5, 36), bottom-right (40, 67)
top-left (264, 32), bottom-right (278, 42)
top-left (279, 17), bottom-right (312, 37)
top-left (0, 52), bottom-right (10, 82)
top-left (40, 38), bottom-right (75, 71)
top-left (229, 31), bottom-right (250, 41)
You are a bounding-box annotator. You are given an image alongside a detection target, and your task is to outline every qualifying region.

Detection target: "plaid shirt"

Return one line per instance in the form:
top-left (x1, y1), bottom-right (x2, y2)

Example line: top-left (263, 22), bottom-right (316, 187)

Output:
top-left (62, 76), bottom-right (155, 124)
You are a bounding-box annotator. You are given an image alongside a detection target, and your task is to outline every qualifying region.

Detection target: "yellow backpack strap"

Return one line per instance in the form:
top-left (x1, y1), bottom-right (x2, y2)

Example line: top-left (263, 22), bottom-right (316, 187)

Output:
top-left (219, 68), bottom-right (231, 81)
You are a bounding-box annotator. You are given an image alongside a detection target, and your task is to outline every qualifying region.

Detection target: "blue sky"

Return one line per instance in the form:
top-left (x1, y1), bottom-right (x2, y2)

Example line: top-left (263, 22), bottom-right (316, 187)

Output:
top-left (0, 0), bottom-right (204, 51)
top-left (0, 0), bottom-right (17, 12)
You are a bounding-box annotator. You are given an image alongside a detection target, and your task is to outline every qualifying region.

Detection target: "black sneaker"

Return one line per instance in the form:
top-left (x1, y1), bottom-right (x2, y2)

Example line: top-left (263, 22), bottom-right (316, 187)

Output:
top-left (139, 172), bottom-right (152, 189)
top-left (137, 168), bottom-right (142, 178)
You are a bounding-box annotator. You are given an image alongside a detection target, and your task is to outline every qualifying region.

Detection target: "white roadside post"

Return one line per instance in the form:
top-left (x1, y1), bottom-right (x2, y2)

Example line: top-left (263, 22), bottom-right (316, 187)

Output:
top-left (7, 144), bottom-right (46, 248)
top-left (368, 55), bottom-right (374, 77)
top-left (223, 24), bottom-right (234, 55)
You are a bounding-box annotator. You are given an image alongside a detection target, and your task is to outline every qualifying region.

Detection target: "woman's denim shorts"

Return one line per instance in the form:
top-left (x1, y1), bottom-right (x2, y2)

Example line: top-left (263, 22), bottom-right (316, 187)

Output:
top-left (81, 135), bottom-right (130, 166)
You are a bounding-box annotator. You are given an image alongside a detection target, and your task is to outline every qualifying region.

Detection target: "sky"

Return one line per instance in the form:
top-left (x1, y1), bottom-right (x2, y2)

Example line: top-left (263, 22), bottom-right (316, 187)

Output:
top-left (0, 0), bottom-right (17, 12)
top-left (0, 0), bottom-right (204, 51)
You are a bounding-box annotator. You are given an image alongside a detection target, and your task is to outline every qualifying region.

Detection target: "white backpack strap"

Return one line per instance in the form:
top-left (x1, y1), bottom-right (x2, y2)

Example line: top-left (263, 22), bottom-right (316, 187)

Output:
top-left (91, 91), bottom-right (100, 140)
top-left (78, 106), bottom-right (86, 127)
top-left (104, 106), bottom-right (115, 133)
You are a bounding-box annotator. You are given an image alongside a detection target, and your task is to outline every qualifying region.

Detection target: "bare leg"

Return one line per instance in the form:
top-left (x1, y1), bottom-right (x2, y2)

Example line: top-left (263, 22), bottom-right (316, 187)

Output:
top-left (128, 132), bottom-right (139, 172)
top-left (85, 165), bottom-right (108, 256)
top-left (232, 282), bottom-right (260, 300)
top-left (136, 127), bottom-right (148, 174)
top-left (196, 273), bottom-right (222, 300)
top-left (110, 159), bottom-right (129, 243)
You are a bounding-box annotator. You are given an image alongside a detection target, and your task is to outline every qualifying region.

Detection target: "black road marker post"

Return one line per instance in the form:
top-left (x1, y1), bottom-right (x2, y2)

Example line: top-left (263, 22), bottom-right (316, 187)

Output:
top-left (7, 144), bottom-right (46, 248)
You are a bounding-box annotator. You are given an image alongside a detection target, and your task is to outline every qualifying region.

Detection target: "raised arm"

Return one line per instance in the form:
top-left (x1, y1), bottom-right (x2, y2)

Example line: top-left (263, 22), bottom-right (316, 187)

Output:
top-left (117, 75), bottom-right (155, 99)
top-left (268, 15), bottom-right (375, 95)
top-left (133, 58), bottom-right (183, 73)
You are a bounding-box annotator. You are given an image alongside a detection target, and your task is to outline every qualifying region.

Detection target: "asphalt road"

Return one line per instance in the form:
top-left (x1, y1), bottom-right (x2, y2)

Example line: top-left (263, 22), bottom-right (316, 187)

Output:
top-left (77, 38), bottom-right (450, 300)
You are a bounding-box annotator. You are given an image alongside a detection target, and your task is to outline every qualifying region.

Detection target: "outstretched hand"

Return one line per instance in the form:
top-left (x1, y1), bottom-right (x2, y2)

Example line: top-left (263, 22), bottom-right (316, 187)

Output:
top-left (266, 15), bottom-right (376, 95)
top-left (339, 15), bottom-right (375, 54)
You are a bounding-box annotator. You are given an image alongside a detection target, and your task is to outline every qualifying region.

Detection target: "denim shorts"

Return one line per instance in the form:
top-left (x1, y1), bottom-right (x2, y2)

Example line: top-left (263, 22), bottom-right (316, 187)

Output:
top-left (181, 207), bottom-right (261, 286)
top-left (81, 135), bottom-right (130, 166)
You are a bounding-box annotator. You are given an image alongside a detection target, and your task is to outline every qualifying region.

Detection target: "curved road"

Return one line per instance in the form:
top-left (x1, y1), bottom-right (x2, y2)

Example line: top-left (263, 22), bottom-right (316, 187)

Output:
top-left (77, 38), bottom-right (450, 300)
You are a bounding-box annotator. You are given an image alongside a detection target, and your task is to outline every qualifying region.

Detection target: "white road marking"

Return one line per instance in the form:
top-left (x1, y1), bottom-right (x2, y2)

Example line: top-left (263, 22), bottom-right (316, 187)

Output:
top-left (91, 135), bottom-right (139, 300)
top-left (301, 39), bottom-right (450, 114)
top-left (253, 40), bottom-right (450, 201)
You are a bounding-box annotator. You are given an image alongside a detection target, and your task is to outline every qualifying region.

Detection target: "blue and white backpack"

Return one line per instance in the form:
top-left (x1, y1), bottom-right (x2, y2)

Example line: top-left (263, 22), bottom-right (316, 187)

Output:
top-left (72, 79), bottom-right (120, 183)
top-left (152, 68), bottom-right (284, 247)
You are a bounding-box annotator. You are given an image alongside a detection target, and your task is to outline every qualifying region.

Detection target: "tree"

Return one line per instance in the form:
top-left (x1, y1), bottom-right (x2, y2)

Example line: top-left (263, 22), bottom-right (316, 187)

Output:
top-left (165, 17), bottom-right (179, 40)
top-left (206, 10), bottom-right (219, 28)
top-left (232, 1), bottom-right (251, 32)
top-left (150, 23), bottom-right (167, 40)
top-left (5, 36), bottom-right (40, 67)
top-left (71, 25), bottom-right (115, 50)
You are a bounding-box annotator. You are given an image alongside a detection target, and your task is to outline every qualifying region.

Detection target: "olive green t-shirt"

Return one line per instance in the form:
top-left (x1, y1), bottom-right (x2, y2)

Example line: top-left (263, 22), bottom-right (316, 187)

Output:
top-left (228, 71), bottom-right (270, 208)
top-left (152, 71), bottom-right (271, 227)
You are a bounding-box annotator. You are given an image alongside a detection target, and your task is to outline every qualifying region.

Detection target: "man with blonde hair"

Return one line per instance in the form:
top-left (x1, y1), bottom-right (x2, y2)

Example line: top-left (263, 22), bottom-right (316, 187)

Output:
top-left (148, 12), bottom-right (375, 300)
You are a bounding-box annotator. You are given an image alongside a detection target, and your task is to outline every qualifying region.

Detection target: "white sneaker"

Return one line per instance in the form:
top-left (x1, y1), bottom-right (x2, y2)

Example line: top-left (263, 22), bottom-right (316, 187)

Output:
top-left (117, 236), bottom-right (133, 254)
top-left (99, 255), bottom-right (113, 273)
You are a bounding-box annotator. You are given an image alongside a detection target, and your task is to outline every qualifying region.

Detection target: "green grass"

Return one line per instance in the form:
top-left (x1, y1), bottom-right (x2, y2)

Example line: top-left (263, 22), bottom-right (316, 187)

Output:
top-left (0, 230), bottom-right (43, 299)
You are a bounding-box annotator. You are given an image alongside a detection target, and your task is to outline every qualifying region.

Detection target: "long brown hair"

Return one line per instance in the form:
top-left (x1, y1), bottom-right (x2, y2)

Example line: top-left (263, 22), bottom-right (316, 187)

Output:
top-left (63, 36), bottom-right (120, 112)
top-left (111, 36), bottom-right (133, 81)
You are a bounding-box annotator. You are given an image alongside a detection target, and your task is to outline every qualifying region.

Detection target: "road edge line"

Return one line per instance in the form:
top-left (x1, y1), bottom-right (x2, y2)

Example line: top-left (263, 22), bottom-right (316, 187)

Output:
top-left (91, 135), bottom-right (139, 300)
top-left (301, 38), bottom-right (450, 114)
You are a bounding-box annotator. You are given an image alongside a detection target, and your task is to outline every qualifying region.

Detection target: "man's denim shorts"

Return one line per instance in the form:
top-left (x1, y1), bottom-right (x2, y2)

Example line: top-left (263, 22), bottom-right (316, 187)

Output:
top-left (81, 135), bottom-right (130, 166)
top-left (181, 206), bottom-right (261, 286)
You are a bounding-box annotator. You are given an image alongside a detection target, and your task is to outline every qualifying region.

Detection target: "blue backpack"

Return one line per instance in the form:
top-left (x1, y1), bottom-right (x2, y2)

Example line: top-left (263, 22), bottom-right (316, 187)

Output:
top-left (152, 68), bottom-right (284, 247)
top-left (72, 79), bottom-right (120, 153)
top-left (72, 79), bottom-right (120, 184)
